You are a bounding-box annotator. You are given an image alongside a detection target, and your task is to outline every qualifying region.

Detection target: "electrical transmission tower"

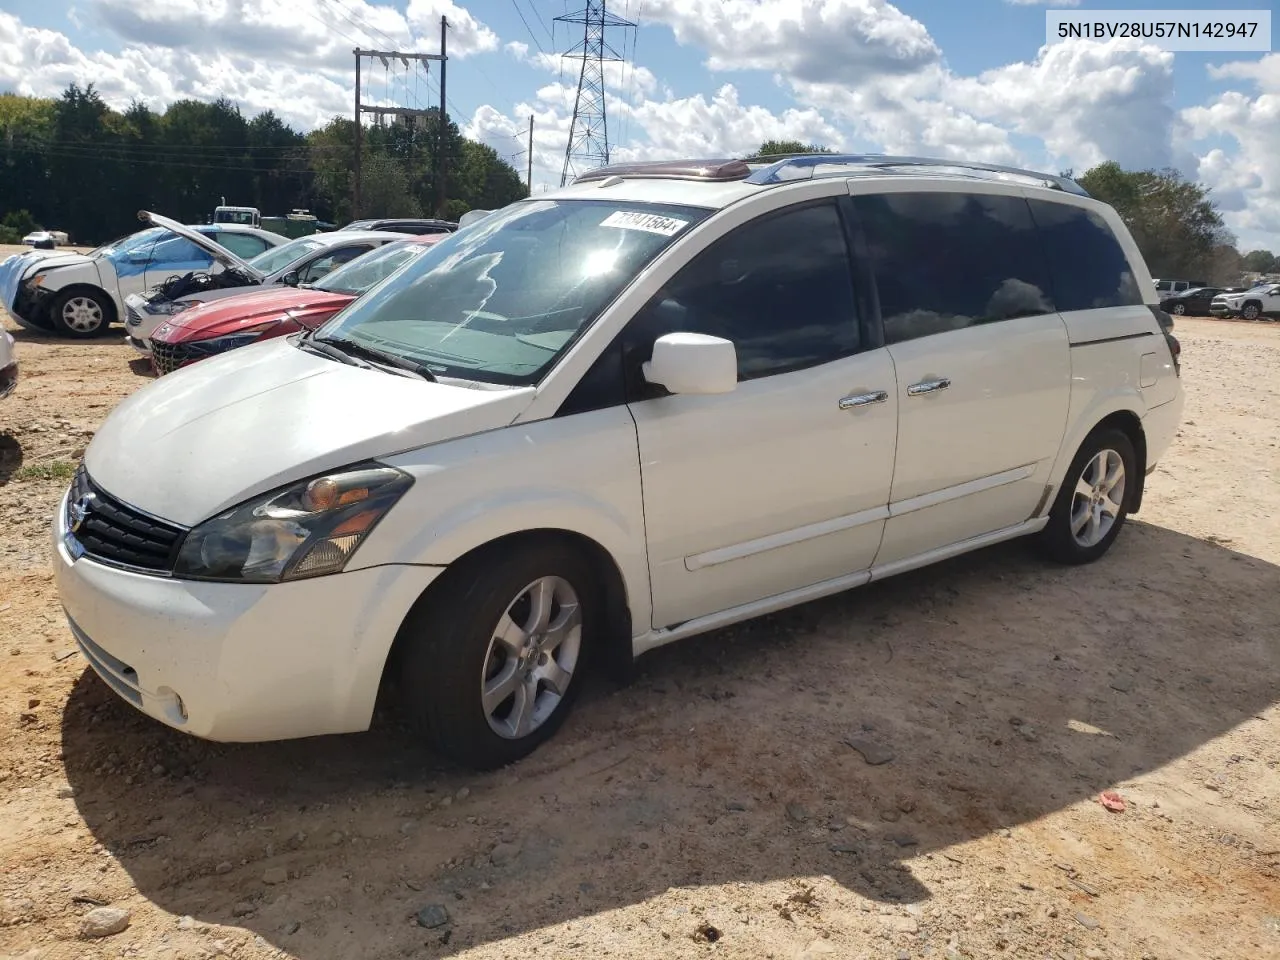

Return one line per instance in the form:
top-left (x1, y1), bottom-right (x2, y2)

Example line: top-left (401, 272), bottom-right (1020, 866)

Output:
top-left (555, 1), bottom-right (635, 186)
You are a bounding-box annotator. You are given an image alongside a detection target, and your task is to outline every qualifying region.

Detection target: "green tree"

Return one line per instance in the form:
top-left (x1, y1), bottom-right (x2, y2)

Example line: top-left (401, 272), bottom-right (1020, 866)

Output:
top-left (358, 153), bottom-right (423, 218)
top-left (754, 140), bottom-right (834, 157)
top-left (451, 139), bottom-right (527, 211)
top-left (1077, 161), bottom-right (1234, 280)
top-left (1242, 249), bottom-right (1277, 274)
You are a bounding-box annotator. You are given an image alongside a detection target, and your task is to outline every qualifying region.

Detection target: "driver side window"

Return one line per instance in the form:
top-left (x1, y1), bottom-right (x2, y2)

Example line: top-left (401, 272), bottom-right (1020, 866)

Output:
top-left (622, 201), bottom-right (861, 393)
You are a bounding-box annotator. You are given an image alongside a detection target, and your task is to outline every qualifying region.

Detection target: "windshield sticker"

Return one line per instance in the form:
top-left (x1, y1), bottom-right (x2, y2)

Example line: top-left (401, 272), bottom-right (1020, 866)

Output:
top-left (599, 210), bottom-right (689, 237)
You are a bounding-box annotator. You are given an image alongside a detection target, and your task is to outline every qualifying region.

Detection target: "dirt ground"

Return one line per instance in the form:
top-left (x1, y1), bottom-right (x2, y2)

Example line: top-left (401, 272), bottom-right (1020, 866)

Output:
top-left (0, 312), bottom-right (1277, 960)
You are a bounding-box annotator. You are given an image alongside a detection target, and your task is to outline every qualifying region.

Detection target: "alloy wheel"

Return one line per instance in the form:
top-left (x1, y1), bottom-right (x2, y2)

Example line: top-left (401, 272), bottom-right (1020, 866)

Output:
top-left (1069, 448), bottom-right (1126, 548)
top-left (480, 576), bottom-right (582, 739)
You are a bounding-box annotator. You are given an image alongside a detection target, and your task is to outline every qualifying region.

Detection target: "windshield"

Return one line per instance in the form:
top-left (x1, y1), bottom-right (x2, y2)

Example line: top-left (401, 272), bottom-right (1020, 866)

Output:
top-left (92, 227), bottom-right (165, 259)
top-left (249, 236), bottom-right (328, 275)
top-left (314, 200), bottom-right (710, 384)
top-left (312, 241), bottom-right (430, 295)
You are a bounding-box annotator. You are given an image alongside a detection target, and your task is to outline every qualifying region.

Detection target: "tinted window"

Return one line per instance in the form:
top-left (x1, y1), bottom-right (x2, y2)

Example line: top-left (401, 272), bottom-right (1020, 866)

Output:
top-left (627, 202), bottom-right (860, 382)
top-left (216, 232), bottom-right (269, 259)
top-left (854, 191), bottom-right (1053, 345)
top-left (1027, 199), bottom-right (1142, 312)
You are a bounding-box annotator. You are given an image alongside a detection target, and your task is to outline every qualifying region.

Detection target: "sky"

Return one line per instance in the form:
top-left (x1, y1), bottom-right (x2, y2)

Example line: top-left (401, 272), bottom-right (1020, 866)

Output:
top-left (1, 0), bottom-right (1277, 253)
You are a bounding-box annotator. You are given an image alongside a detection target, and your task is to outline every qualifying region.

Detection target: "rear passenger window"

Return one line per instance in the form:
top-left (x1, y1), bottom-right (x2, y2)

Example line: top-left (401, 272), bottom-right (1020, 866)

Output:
top-left (1026, 199), bottom-right (1143, 311)
top-left (854, 191), bottom-right (1053, 345)
top-left (627, 202), bottom-right (861, 382)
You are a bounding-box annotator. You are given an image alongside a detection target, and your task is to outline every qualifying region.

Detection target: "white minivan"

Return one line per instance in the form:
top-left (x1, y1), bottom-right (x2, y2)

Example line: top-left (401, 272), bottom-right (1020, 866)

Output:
top-left (53, 155), bottom-right (1184, 769)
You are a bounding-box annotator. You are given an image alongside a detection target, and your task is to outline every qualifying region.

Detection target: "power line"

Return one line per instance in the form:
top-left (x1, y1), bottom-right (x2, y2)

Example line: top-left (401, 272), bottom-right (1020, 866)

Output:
top-left (509, 0), bottom-right (547, 55)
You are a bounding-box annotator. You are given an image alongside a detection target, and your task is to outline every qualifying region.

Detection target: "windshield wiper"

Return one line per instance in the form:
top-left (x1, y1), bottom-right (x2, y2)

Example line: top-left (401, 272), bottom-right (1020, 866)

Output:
top-left (314, 335), bottom-right (438, 381)
top-left (297, 336), bottom-right (373, 369)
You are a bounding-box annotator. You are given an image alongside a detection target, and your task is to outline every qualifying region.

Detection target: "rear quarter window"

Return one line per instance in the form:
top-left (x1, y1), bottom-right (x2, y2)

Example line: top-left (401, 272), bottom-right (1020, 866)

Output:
top-left (1026, 199), bottom-right (1143, 312)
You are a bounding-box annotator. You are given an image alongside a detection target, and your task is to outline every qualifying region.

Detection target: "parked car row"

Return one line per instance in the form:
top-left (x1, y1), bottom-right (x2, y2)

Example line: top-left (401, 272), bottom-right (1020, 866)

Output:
top-left (1, 213), bottom-right (288, 338)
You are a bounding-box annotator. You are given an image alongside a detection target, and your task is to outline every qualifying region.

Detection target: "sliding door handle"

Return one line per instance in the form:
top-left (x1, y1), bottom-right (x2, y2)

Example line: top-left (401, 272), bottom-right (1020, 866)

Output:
top-left (906, 377), bottom-right (951, 396)
top-left (839, 390), bottom-right (889, 410)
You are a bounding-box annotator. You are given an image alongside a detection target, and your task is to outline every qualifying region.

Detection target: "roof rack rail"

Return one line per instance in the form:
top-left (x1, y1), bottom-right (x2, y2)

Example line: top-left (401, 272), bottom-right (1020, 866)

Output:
top-left (573, 158), bottom-right (753, 184)
top-left (743, 153), bottom-right (1091, 197)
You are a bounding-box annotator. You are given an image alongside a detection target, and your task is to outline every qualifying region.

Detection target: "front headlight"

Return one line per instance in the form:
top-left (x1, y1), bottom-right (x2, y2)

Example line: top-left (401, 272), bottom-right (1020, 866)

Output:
top-left (148, 299), bottom-right (194, 316)
top-left (196, 320), bottom-right (284, 351)
top-left (174, 463), bottom-right (413, 583)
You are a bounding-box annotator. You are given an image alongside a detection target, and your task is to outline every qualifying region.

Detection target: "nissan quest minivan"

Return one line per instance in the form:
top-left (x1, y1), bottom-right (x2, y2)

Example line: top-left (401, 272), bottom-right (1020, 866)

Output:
top-left (53, 155), bottom-right (1184, 769)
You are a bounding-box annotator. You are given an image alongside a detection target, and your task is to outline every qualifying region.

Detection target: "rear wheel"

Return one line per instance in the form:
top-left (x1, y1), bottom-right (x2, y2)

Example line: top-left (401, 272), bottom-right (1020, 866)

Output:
top-left (50, 289), bottom-right (111, 338)
top-left (398, 541), bottom-right (596, 769)
top-left (1036, 427), bottom-right (1136, 565)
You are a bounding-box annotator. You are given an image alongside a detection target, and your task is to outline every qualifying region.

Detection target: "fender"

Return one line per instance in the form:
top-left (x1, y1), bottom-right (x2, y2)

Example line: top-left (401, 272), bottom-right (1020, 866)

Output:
top-left (355, 405), bottom-right (654, 637)
top-left (1039, 385), bottom-right (1147, 518)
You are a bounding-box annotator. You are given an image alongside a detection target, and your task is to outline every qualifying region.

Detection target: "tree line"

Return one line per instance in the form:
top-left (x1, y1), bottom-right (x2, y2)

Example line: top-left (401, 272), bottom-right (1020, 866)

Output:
top-left (755, 141), bottom-right (1273, 285)
top-left (0, 84), bottom-right (528, 245)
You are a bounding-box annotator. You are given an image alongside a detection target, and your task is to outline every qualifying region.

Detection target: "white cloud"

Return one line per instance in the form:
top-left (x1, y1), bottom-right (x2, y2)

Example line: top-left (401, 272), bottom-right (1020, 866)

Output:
top-left (1208, 52), bottom-right (1280, 93)
top-left (642, 0), bottom-right (941, 83)
top-left (946, 40), bottom-right (1177, 172)
top-left (1183, 87), bottom-right (1280, 247)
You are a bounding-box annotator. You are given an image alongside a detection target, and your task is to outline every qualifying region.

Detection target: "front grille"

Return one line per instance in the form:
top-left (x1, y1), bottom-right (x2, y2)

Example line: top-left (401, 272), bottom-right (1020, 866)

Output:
top-left (150, 339), bottom-right (200, 375)
top-left (67, 466), bottom-right (188, 573)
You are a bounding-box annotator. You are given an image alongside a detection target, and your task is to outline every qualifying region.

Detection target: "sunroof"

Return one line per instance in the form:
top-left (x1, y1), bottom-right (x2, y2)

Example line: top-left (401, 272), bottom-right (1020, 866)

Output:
top-left (573, 159), bottom-right (753, 184)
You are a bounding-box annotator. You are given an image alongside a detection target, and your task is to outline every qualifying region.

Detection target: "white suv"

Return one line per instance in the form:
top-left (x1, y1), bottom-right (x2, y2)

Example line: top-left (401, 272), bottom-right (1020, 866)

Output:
top-left (52, 154), bottom-right (1184, 769)
top-left (1210, 282), bottom-right (1280, 321)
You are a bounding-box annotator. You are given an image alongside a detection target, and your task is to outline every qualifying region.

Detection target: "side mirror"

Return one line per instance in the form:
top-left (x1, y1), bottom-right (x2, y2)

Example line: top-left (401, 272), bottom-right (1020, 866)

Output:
top-left (281, 270), bottom-right (300, 286)
top-left (642, 332), bottom-right (737, 395)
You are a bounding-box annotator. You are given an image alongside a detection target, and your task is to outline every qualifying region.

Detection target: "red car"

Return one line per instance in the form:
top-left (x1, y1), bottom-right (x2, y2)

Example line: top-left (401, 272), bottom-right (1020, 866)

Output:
top-left (149, 235), bottom-right (444, 375)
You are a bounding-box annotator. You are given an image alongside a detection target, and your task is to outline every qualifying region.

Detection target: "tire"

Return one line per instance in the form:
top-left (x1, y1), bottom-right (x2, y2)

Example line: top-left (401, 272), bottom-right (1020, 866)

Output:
top-left (50, 288), bottom-right (112, 338)
top-left (1036, 427), bottom-right (1137, 565)
top-left (398, 540), bottom-right (598, 769)
top-left (1241, 302), bottom-right (1261, 321)
top-left (1171, 303), bottom-right (1186, 315)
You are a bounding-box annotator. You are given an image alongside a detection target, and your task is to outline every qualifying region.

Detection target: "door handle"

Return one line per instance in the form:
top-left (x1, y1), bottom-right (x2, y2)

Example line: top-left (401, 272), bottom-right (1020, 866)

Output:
top-left (839, 390), bottom-right (889, 410)
top-left (906, 377), bottom-right (951, 396)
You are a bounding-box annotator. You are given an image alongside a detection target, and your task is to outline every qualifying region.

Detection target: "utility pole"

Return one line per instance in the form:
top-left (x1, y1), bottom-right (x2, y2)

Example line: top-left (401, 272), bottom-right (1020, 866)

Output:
top-left (353, 50), bottom-right (362, 218)
top-left (352, 39), bottom-right (447, 220)
top-left (435, 15), bottom-right (448, 218)
top-left (527, 115), bottom-right (534, 196)
top-left (555, 1), bottom-right (634, 186)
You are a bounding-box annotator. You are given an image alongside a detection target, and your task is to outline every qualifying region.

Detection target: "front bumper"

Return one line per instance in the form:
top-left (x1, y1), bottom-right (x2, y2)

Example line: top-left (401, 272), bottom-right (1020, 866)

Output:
top-left (52, 487), bottom-right (443, 742)
top-left (6, 280), bottom-right (54, 332)
top-left (0, 360), bottom-right (16, 399)
top-left (1209, 303), bottom-right (1239, 317)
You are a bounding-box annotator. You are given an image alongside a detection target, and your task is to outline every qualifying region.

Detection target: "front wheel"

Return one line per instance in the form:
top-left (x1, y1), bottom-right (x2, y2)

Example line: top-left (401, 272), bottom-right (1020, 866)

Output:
top-left (398, 541), bottom-right (597, 769)
top-left (50, 289), bottom-right (112, 338)
top-left (1171, 302), bottom-right (1187, 315)
top-left (1242, 303), bottom-right (1261, 321)
top-left (1036, 427), bottom-right (1137, 565)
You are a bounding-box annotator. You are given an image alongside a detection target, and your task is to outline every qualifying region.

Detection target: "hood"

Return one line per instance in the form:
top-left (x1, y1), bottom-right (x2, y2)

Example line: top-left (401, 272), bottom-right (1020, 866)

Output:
top-left (84, 336), bottom-right (535, 526)
top-left (0, 250), bottom-right (96, 311)
top-left (136, 210), bottom-right (263, 278)
top-left (161, 287), bottom-right (355, 343)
